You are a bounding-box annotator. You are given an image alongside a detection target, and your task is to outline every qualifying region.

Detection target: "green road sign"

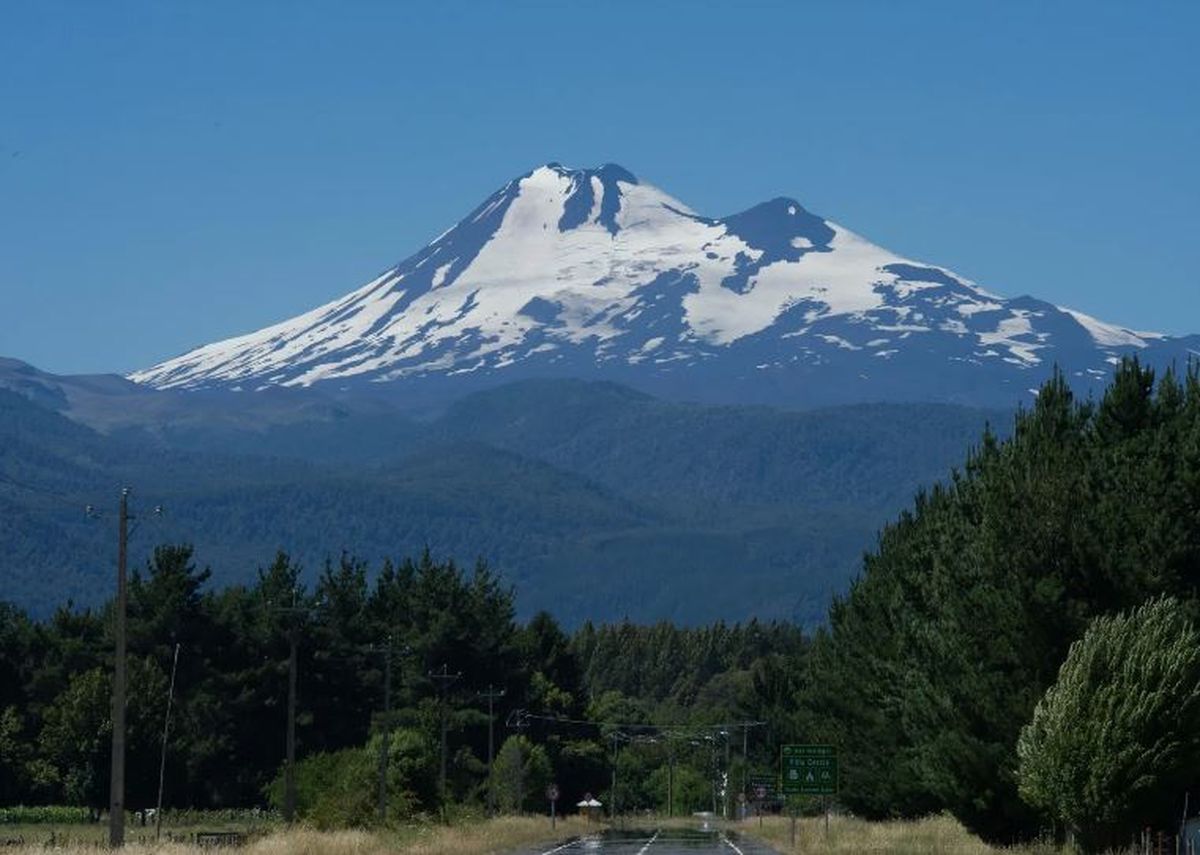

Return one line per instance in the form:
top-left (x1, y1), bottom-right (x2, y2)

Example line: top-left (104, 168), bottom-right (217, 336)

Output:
top-left (781, 744), bottom-right (838, 796)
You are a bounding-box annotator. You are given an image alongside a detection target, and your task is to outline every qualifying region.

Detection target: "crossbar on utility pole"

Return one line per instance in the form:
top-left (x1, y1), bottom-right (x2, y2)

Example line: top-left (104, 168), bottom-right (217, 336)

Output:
top-left (477, 685), bottom-right (505, 816)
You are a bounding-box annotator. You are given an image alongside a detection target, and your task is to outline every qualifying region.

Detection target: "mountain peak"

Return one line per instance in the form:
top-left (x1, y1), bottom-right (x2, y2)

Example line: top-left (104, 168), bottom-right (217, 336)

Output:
top-left (130, 163), bottom-right (1185, 409)
top-left (540, 162), bottom-right (639, 185)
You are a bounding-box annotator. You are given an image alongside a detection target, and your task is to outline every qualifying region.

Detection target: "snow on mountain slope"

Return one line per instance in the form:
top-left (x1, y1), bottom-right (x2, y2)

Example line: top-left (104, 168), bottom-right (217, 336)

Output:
top-left (131, 163), bottom-right (1195, 408)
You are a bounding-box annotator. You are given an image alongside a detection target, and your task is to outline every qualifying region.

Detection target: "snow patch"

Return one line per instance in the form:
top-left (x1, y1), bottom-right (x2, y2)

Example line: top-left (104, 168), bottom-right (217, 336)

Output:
top-left (817, 335), bottom-right (861, 351)
top-left (978, 311), bottom-right (1043, 365)
top-left (1060, 307), bottom-right (1151, 348)
top-left (431, 262), bottom-right (455, 289)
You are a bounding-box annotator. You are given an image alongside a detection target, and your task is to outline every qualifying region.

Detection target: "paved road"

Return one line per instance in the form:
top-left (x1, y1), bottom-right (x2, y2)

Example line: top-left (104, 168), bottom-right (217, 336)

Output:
top-left (527, 826), bottom-right (781, 855)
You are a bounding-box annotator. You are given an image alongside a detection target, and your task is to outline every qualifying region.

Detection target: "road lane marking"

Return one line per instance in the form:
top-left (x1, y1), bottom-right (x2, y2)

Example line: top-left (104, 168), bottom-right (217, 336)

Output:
top-left (721, 834), bottom-right (746, 855)
top-left (635, 830), bottom-right (660, 855)
top-left (538, 836), bottom-right (591, 855)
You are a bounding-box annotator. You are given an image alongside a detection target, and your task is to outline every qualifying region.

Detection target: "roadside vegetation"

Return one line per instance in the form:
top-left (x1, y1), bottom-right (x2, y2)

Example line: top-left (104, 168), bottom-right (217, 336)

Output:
top-left (0, 814), bottom-right (592, 855)
top-left (741, 814), bottom-right (1064, 854)
top-left (801, 360), bottom-right (1200, 851)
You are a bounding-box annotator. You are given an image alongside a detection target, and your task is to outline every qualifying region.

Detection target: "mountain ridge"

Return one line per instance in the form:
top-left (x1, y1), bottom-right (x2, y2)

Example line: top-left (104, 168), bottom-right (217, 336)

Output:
top-left (129, 163), bottom-right (1199, 409)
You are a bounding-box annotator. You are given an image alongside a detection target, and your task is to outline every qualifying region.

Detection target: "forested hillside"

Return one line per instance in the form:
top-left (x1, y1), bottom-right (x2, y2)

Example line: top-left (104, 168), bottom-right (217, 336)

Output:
top-left (0, 381), bottom-right (1003, 625)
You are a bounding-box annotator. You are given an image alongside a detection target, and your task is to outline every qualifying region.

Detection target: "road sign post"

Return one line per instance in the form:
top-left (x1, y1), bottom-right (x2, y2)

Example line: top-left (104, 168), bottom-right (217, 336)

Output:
top-left (781, 744), bottom-right (838, 796)
top-left (547, 783), bottom-right (559, 830)
top-left (781, 745), bottom-right (839, 848)
top-left (747, 773), bottom-right (775, 828)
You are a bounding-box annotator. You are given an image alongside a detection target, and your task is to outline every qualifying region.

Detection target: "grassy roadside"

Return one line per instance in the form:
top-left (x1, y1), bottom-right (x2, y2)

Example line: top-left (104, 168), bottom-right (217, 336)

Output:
top-left (0, 815), bottom-right (593, 855)
top-left (733, 814), bottom-right (1064, 854)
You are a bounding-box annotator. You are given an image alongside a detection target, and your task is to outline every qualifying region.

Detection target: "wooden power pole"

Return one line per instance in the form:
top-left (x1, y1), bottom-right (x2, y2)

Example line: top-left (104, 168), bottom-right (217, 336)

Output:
top-left (109, 487), bottom-right (130, 848)
top-left (429, 665), bottom-right (461, 821)
top-left (377, 641), bottom-right (392, 824)
top-left (285, 622), bottom-right (298, 824)
top-left (477, 685), bottom-right (506, 815)
top-left (270, 588), bottom-right (316, 826)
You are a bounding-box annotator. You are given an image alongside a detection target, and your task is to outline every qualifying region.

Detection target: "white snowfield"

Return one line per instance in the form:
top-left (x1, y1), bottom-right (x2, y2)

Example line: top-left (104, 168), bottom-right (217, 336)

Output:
top-left (130, 164), bottom-right (1158, 391)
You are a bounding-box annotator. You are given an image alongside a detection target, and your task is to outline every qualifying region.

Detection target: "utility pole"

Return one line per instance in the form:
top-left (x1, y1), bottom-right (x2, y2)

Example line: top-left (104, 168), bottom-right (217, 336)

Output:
top-left (610, 732), bottom-right (619, 822)
top-left (429, 665), bottom-right (461, 821)
top-left (269, 588), bottom-right (318, 826)
top-left (377, 641), bottom-right (393, 825)
top-left (742, 725), bottom-right (748, 815)
top-left (723, 729), bottom-right (732, 820)
top-left (109, 487), bottom-right (131, 849)
top-left (709, 735), bottom-right (717, 816)
top-left (667, 741), bottom-right (675, 818)
top-left (87, 489), bottom-right (161, 849)
top-left (477, 685), bottom-right (506, 815)
top-left (285, 621), bottom-right (298, 824)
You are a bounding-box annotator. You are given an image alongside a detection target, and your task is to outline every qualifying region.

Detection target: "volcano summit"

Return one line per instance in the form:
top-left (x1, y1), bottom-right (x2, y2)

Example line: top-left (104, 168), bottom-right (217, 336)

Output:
top-left (132, 164), bottom-right (1197, 408)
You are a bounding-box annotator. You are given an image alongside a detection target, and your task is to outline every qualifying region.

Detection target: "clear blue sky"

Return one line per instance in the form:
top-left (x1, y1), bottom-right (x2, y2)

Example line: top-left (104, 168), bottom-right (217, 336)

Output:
top-left (2, 0), bottom-right (1197, 375)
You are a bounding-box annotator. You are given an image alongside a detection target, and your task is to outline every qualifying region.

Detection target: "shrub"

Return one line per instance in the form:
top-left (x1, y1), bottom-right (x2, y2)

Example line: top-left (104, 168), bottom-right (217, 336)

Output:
top-left (0, 805), bottom-right (91, 824)
top-left (1017, 597), bottom-right (1200, 853)
top-left (266, 727), bottom-right (434, 828)
top-left (490, 735), bottom-right (551, 814)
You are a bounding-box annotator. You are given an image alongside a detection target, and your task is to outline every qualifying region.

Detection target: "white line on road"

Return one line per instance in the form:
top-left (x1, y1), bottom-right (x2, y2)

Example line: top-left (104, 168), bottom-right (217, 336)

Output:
top-left (635, 830), bottom-right (661, 855)
top-left (721, 834), bottom-right (746, 855)
top-left (538, 836), bottom-right (592, 855)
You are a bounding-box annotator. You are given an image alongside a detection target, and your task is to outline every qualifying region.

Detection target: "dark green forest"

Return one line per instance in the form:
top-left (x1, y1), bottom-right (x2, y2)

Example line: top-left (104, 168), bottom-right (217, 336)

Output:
top-left (0, 547), bottom-right (805, 821)
top-left (805, 360), bottom-right (1200, 848)
top-left (4, 361), bottom-right (1200, 850)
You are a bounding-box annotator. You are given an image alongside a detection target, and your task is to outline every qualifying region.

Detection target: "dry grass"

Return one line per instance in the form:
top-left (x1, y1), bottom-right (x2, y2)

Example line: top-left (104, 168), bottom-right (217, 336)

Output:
top-left (736, 813), bottom-right (1064, 854)
top-left (384, 815), bottom-right (592, 855)
top-left (0, 815), bottom-right (592, 855)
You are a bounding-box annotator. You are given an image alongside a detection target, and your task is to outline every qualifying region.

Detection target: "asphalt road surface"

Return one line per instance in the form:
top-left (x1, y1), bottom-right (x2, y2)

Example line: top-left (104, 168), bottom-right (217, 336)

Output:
top-left (527, 826), bottom-right (780, 855)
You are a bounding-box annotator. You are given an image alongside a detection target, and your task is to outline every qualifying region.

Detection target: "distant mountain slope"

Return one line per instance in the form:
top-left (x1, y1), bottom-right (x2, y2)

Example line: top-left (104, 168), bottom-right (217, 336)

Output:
top-left (131, 163), bottom-right (1199, 409)
top-left (0, 372), bottom-right (1004, 626)
top-left (434, 379), bottom-right (1003, 514)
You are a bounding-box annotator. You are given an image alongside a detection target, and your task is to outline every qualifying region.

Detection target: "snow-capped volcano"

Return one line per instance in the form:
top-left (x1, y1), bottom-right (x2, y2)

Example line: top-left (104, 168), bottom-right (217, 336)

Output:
top-left (132, 163), bottom-right (1197, 408)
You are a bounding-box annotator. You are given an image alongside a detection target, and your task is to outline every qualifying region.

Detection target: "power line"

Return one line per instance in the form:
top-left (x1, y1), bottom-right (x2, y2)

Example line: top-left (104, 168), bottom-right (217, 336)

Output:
top-left (512, 710), bottom-right (767, 733)
top-left (0, 471), bottom-right (93, 511)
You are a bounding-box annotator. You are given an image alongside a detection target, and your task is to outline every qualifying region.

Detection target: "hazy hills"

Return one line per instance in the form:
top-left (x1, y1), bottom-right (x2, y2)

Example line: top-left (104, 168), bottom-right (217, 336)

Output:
top-left (0, 372), bottom-right (1005, 625)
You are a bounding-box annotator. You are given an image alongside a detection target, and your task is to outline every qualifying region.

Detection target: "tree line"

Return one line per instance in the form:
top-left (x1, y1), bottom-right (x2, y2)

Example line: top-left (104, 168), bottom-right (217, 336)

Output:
top-left (0, 549), bottom-right (806, 823)
top-left (802, 360), bottom-right (1200, 851)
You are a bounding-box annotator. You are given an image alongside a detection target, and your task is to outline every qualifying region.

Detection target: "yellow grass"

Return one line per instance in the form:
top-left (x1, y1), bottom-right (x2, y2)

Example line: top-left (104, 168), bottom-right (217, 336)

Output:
top-left (0, 813), bottom-right (1085, 854)
top-left (385, 815), bottom-right (592, 855)
top-left (736, 813), bottom-right (1064, 854)
top-left (0, 815), bottom-right (592, 855)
